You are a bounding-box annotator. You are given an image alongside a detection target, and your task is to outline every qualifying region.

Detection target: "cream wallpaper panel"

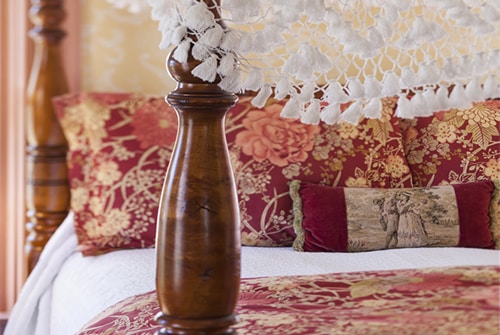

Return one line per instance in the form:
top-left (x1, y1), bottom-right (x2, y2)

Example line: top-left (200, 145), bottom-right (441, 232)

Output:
top-left (81, 0), bottom-right (176, 95)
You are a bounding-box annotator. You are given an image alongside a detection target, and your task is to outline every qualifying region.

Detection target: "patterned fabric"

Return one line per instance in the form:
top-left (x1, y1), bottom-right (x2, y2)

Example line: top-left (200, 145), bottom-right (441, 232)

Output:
top-left (54, 93), bottom-right (412, 252)
top-left (228, 96), bottom-right (413, 246)
top-left (76, 266), bottom-right (500, 335)
top-left (53, 92), bottom-right (178, 255)
top-left (291, 180), bottom-right (495, 252)
top-left (399, 100), bottom-right (500, 248)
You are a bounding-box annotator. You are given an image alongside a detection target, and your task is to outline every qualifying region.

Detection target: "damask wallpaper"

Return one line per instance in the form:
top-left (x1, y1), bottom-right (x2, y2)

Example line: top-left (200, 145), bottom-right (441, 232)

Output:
top-left (81, 0), bottom-right (176, 95)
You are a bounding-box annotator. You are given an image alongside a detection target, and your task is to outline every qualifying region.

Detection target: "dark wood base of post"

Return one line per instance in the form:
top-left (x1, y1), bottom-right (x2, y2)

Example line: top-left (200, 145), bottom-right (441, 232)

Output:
top-left (156, 312), bottom-right (238, 335)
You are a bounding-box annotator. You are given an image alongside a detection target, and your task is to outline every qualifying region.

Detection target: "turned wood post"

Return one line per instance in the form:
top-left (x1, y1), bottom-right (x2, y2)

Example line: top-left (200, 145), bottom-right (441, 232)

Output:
top-left (25, 0), bottom-right (70, 272)
top-left (155, 3), bottom-right (241, 333)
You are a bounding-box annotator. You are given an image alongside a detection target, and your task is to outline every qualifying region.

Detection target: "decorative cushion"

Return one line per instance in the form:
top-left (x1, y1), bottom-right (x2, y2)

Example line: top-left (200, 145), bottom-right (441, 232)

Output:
top-left (53, 92), bottom-right (178, 256)
top-left (227, 96), bottom-right (413, 246)
top-left (399, 100), bottom-right (500, 248)
top-left (54, 93), bottom-right (413, 254)
top-left (290, 180), bottom-right (496, 252)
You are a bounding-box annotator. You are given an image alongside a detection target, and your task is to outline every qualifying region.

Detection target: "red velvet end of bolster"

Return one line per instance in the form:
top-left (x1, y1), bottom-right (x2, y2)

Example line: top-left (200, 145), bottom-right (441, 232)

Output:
top-left (453, 181), bottom-right (495, 249)
top-left (300, 183), bottom-right (348, 252)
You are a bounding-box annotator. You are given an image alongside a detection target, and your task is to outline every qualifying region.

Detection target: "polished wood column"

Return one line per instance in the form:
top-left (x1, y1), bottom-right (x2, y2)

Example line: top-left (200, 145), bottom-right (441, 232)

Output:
top-left (155, 2), bottom-right (241, 332)
top-left (25, 0), bottom-right (69, 272)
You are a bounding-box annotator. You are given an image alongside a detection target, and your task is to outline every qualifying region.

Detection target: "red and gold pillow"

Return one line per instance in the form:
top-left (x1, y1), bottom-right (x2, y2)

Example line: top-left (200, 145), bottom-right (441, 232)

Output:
top-left (54, 92), bottom-right (178, 256)
top-left (399, 100), bottom-right (500, 248)
top-left (227, 96), bottom-right (413, 246)
top-left (291, 180), bottom-right (496, 252)
top-left (54, 93), bottom-right (413, 254)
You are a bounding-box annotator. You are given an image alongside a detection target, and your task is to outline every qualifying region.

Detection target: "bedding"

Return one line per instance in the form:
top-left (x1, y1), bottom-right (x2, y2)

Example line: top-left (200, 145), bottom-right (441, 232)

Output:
top-left (5, 214), bottom-right (500, 335)
top-left (76, 265), bottom-right (500, 335)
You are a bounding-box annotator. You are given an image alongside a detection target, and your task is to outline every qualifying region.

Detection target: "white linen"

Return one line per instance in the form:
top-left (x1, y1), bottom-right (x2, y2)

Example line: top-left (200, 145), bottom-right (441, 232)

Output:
top-left (4, 213), bottom-right (77, 335)
top-left (6, 214), bottom-right (500, 335)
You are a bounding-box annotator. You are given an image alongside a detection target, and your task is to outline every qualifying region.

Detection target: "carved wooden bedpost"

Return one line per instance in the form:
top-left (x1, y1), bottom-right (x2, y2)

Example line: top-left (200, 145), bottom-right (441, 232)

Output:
top-left (25, 0), bottom-right (70, 272)
top-left (155, 1), bottom-right (241, 334)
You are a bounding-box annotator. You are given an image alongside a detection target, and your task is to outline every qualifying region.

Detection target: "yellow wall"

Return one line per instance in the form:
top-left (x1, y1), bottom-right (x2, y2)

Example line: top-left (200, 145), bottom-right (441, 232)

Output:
top-left (81, 0), bottom-right (176, 95)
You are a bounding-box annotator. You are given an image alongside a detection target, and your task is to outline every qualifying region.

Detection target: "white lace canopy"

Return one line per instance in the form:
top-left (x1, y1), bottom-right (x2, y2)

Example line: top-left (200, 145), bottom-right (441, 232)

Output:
top-left (108, 0), bottom-right (500, 125)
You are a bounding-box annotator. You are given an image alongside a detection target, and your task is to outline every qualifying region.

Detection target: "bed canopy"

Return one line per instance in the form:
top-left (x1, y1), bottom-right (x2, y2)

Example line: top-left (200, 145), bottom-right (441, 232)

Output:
top-left (29, 0), bottom-right (499, 334)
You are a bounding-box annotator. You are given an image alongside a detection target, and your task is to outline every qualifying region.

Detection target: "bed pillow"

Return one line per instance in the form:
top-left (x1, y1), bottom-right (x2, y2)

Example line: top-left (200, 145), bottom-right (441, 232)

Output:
top-left (399, 100), bottom-right (500, 248)
top-left (53, 92), bottom-right (178, 256)
top-left (227, 96), bottom-right (413, 246)
top-left (290, 180), bottom-right (496, 252)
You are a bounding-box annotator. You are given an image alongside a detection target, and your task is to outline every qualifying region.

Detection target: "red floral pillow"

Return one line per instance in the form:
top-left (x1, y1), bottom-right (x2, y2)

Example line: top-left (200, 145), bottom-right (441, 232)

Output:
top-left (291, 180), bottom-right (495, 252)
top-left (399, 100), bottom-right (500, 248)
top-left (53, 92), bottom-right (178, 256)
top-left (227, 96), bottom-right (413, 246)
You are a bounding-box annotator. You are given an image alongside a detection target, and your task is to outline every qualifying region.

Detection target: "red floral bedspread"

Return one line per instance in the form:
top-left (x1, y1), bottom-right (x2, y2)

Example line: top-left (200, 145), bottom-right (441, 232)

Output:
top-left (77, 266), bottom-right (499, 335)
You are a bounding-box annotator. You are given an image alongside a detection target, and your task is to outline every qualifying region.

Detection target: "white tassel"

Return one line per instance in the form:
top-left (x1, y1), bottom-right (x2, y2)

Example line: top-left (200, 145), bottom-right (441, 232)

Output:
top-left (191, 43), bottom-right (210, 61)
top-left (171, 25), bottom-right (187, 45)
top-left (400, 66), bottom-right (416, 87)
top-left (218, 69), bottom-right (243, 93)
top-left (301, 99), bottom-right (321, 125)
top-left (320, 103), bottom-right (341, 125)
top-left (416, 62), bottom-right (440, 86)
top-left (275, 78), bottom-right (292, 100)
top-left (472, 52), bottom-right (488, 76)
top-left (434, 85), bottom-right (450, 111)
top-left (191, 55), bottom-right (218, 82)
top-left (221, 30), bottom-right (241, 51)
top-left (362, 98), bottom-right (383, 119)
top-left (281, 98), bottom-right (301, 119)
top-left (395, 95), bottom-right (414, 119)
top-left (184, 2), bottom-right (215, 32)
top-left (324, 82), bottom-right (349, 103)
top-left (158, 29), bottom-right (174, 49)
top-left (217, 54), bottom-right (235, 77)
top-left (465, 77), bottom-right (485, 102)
top-left (442, 58), bottom-right (457, 80)
top-left (199, 25), bottom-right (224, 48)
top-left (172, 39), bottom-right (191, 63)
top-left (347, 78), bottom-right (365, 99)
top-left (410, 92), bottom-right (432, 117)
top-left (422, 88), bottom-right (437, 111)
top-left (341, 100), bottom-right (363, 124)
top-left (312, 48), bottom-right (333, 72)
top-left (282, 52), bottom-right (300, 74)
top-left (298, 82), bottom-right (315, 103)
top-left (365, 76), bottom-right (382, 98)
top-left (244, 69), bottom-right (264, 91)
top-left (449, 85), bottom-right (472, 109)
top-left (382, 71), bottom-right (401, 97)
top-left (251, 85), bottom-right (273, 108)
top-left (483, 75), bottom-right (500, 98)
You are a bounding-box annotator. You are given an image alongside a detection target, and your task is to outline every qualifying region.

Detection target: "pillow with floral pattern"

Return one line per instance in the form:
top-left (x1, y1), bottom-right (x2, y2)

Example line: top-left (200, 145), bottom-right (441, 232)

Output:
top-left (226, 96), bottom-right (413, 246)
top-left (399, 100), bottom-right (500, 248)
top-left (53, 92), bottom-right (178, 256)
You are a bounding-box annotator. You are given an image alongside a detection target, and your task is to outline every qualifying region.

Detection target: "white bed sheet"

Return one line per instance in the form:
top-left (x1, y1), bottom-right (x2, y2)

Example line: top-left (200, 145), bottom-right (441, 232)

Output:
top-left (6, 214), bottom-right (500, 335)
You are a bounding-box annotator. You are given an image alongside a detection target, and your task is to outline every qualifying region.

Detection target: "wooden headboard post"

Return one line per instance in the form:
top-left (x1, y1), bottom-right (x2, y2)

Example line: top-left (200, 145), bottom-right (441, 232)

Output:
top-left (155, 1), bottom-right (241, 333)
top-left (25, 0), bottom-right (70, 272)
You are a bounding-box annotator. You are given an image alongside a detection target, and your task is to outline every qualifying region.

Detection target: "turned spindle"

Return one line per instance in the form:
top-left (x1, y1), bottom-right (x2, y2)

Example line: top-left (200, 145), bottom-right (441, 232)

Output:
top-left (155, 2), bottom-right (241, 333)
top-left (25, 0), bottom-right (70, 272)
